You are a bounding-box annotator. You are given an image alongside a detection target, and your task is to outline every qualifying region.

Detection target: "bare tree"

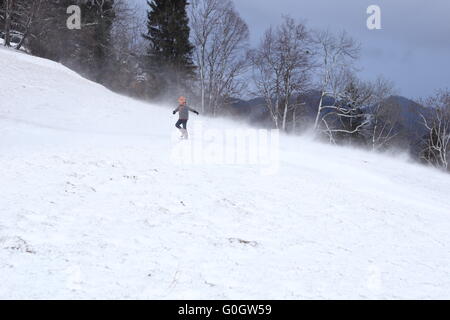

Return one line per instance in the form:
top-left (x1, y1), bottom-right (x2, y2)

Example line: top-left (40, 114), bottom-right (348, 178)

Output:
top-left (110, 0), bottom-right (146, 58)
top-left (250, 16), bottom-right (313, 131)
top-left (250, 28), bottom-right (281, 128)
top-left (363, 77), bottom-right (399, 150)
top-left (190, 0), bottom-right (249, 116)
top-left (311, 30), bottom-right (360, 140)
top-left (14, 0), bottom-right (42, 50)
top-left (0, 0), bottom-right (42, 49)
top-left (320, 72), bottom-right (372, 144)
top-left (189, 0), bottom-right (222, 113)
top-left (420, 90), bottom-right (450, 171)
top-left (107, 0), bottom-right (148, 93)
top-left (1, 0), bottom-right (13, 46)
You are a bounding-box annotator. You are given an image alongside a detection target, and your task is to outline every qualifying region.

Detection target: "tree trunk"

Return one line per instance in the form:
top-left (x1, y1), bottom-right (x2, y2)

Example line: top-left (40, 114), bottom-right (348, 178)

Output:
top-left (314, 91), bottom-right (325, 130)
top-left (200, 68), bottom-right (205, 113)
top-left (282, 99), bottom-right (288, 131)
top-left (292, 108), bottom-right (296, 133)
top-left (4, 0), bottom-right (13, 47)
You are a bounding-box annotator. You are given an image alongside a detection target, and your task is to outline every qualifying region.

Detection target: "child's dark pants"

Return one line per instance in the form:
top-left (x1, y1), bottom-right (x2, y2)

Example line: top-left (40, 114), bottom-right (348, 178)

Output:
top-left (175, 119), bottom-right (188, 129)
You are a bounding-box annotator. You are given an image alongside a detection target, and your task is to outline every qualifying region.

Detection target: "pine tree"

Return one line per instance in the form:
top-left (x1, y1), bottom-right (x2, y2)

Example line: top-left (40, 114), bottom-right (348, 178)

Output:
top-left (143, 0), bottom-right (195, 95)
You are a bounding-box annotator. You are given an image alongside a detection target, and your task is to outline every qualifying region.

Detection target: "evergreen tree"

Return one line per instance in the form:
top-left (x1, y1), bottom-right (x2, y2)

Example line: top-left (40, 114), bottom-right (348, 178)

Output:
top-left (143, 0), bottom-right (195, 95)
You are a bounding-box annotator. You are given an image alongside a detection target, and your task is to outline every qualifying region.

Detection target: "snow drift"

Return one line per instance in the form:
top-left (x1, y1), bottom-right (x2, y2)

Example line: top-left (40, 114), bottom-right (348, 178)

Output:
top-left (1, 46), bottom-right (450, 299)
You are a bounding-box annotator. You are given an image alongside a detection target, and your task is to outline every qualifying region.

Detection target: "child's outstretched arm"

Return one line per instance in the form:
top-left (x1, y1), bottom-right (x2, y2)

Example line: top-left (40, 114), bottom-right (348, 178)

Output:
top-left (188, 107), bottom-right (199, 115)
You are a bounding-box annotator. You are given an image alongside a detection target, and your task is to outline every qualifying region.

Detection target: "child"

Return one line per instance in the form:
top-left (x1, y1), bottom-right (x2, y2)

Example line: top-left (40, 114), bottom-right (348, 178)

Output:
top-left (172, 96), bottom-right (199, 139)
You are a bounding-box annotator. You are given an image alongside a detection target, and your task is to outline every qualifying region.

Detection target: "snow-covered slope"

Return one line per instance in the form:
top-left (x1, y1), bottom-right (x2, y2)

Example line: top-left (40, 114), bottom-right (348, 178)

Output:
top-left (1, 47), bottom-right (450, 299)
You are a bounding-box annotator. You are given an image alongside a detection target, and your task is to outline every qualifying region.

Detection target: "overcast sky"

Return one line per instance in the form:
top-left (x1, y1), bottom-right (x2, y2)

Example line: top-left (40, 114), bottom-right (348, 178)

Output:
top-left (135, 0), bottom-right (450, 99)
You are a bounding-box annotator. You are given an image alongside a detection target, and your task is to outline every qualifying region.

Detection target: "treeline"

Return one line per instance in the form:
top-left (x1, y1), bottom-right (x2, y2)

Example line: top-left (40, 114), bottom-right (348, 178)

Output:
top-left (1, 0), bottom-right (449, 171)
top-left (0, 0), bottom-right (148, 95)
